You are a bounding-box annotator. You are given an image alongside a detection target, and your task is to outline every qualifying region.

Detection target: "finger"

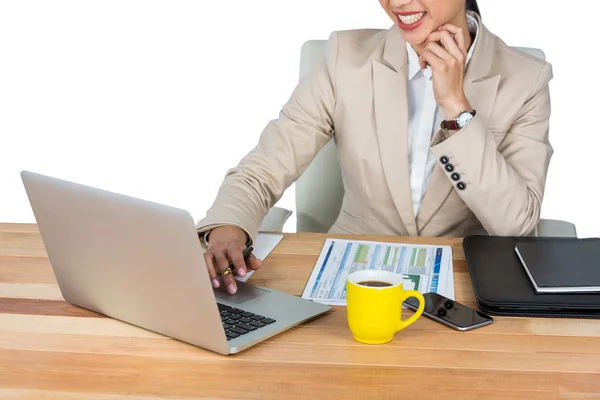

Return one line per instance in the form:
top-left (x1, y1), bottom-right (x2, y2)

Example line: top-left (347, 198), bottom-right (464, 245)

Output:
top-left (445, 25), bottom-right (466, 55)
top-left (427, 31), bottom-right (464, 63)
top-left (419, 49), bottom-right (445, 72)
top-left (423, 42), bottom-right (453, 63)
top-left (419, 54), bottom-right (427, 70)
top-left (419, 44), bottom-right (443, 69)
top-left (227, 245), bottom-right (248, 278)
top-left (204, 251), bottom-right (220, 289)
top-left (438, 24), bottom-right (466, 56)
top-left (419, 49), bottom-right (432, 70)
top-left (246, 254), bottom-right (262, 271)
top-left (213, 250), bottom-right (238, 294)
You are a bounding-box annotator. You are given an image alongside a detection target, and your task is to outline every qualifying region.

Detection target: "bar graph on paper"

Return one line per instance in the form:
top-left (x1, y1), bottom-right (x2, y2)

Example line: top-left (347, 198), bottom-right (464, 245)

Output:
top-left (301, 238), bottom-right (454, 306)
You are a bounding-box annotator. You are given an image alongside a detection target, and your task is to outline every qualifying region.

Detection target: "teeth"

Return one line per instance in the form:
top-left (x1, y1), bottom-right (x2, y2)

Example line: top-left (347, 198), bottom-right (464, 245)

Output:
top-left (398, 12), bottom-right (425, 25)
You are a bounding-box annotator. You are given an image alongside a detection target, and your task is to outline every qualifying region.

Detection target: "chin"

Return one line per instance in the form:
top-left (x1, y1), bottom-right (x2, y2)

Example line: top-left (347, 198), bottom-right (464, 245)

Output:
top-left (396, 23), bottom-right (433, 46)
top-left (399, 29), bottom-right (429, 47)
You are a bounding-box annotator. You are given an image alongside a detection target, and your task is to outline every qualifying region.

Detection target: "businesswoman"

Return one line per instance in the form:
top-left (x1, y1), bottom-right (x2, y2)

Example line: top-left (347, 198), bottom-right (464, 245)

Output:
top-left (198, 0), bottom-right (553, 294)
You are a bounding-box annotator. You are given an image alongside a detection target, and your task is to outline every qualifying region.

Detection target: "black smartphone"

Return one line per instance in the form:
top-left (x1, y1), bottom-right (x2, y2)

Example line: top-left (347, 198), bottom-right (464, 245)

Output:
top-left (404, 292), bottom-right (493, 331)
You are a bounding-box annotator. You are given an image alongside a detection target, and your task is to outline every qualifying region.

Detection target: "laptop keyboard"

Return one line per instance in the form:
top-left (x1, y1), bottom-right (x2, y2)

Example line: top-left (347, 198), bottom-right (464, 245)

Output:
top-left (217, 303), bottom-right (276, 341)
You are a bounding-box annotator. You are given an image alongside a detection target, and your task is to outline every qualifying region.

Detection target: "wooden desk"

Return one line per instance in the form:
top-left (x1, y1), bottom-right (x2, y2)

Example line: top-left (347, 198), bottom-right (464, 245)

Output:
top-left (1, 223), bottom-right (599, 399)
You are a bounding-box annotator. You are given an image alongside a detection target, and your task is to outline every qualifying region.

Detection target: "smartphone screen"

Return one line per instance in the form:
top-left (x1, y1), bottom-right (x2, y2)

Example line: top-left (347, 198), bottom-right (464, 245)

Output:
top-left (404, 292), bottom-right (493, 331)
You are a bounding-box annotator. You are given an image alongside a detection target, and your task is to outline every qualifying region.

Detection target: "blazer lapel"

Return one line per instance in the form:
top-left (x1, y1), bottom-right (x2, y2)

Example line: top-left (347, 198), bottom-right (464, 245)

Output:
top-left (416, 14), bottom-right (501, 233)
top-left (373, 27), bottom-right (418, 236)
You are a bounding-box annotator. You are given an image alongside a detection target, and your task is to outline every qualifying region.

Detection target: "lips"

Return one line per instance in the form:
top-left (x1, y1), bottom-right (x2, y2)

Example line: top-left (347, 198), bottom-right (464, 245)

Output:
top-left (395, 11), bottom-right (427, 31)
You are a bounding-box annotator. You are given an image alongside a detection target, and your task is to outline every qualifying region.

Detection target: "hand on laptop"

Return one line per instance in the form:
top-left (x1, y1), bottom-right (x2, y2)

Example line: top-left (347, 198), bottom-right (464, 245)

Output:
top-left (203, 226), bottom-right (262, 295)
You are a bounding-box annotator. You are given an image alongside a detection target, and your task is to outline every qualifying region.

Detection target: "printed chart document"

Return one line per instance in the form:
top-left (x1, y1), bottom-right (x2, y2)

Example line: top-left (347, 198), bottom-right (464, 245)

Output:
top-left (235, 233), bottom-right (284, 283)
top-left (302, 238), bottom-right (454, 306)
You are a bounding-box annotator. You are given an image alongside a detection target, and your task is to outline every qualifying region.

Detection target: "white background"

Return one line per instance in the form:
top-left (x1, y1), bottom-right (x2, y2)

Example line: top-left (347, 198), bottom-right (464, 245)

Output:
top-left (1, 0), bottom-right (597, 236)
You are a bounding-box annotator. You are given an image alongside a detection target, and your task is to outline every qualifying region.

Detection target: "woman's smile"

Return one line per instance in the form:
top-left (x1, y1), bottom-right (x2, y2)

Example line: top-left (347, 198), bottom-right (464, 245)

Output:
top-left (395, 11), bottom-right (427, 30)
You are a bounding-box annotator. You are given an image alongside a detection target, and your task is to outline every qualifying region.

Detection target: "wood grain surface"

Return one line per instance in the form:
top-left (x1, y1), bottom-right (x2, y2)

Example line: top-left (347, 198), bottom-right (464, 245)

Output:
top-left (1, 223), bottom-right (599, 399)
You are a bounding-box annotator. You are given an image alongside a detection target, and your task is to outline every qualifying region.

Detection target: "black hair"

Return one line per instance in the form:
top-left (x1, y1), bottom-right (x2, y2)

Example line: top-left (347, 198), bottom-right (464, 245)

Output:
top-left (466, 0), bottom-right (481, 18)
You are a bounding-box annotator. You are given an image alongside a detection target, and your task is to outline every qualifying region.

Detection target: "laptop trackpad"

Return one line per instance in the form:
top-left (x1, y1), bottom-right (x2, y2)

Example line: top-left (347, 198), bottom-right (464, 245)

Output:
top-left (214, 282), bottom-right (269, 305)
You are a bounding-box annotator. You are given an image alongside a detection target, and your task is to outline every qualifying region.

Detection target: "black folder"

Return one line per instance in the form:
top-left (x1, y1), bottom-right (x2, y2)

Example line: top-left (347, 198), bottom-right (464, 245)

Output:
top-left (463, 236), bottom-right (600, 318)
top-left (515, 239), bottom-right (600, 293)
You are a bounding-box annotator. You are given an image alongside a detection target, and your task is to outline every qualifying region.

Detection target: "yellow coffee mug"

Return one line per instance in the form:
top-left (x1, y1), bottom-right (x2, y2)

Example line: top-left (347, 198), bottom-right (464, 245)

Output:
top-left (346, 270), bottom-right (425, 344)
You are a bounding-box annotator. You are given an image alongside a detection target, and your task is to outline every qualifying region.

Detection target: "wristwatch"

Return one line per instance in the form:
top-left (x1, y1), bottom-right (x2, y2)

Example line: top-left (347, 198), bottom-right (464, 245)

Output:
top-left (441, 110), bottom-right (476, 131)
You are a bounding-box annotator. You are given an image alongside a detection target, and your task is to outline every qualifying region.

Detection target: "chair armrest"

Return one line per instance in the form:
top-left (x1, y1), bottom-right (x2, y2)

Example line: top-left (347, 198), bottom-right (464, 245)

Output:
top-left (533, 219), bottom-right (577, 238)
top-left (259, 207), bottom-right (293, 232)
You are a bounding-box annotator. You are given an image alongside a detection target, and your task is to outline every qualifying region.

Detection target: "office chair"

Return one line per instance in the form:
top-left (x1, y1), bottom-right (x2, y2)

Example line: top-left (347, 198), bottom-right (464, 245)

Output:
top-left (260, 40), bottom-right (576, 238)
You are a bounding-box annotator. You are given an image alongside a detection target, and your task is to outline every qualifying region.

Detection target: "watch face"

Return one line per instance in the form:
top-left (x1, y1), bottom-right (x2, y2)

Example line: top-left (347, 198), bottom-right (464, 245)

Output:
top-left (457, 112), bottom-right (474, 128)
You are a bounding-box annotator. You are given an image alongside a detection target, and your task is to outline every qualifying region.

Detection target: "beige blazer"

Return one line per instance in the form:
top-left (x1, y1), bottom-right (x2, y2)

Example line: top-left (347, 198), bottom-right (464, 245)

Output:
top-left (197, 12), bottom-right (553, 244)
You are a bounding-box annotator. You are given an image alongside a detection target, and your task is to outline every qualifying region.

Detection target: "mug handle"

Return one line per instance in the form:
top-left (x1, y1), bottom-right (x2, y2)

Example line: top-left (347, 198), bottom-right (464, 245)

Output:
top-left (397, 290), bottom-right (425, 331)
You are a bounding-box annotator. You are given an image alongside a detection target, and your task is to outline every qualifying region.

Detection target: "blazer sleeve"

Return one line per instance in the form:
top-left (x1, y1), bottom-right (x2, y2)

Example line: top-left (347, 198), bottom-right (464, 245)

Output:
top-left (430, 63), bottom-right (554, 236)
top-left (195, 33), bottom-right (339, 245)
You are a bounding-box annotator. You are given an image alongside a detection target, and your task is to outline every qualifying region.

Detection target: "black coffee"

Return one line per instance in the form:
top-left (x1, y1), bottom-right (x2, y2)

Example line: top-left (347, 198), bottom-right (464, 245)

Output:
top-left (358, 280), bottom-right (392, 287)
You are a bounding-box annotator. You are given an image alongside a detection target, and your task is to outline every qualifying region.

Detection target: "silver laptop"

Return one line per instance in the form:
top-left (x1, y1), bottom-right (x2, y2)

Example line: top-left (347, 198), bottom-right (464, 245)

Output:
top-left (21, 170), bottom-right (330, 355)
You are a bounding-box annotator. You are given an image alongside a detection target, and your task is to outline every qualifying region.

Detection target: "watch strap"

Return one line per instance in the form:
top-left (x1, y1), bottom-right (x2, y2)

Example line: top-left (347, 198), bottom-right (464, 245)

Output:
top-left (441, 119), bottom-right (460, 130)
top-left (441, 110), bottom-right (476, 130)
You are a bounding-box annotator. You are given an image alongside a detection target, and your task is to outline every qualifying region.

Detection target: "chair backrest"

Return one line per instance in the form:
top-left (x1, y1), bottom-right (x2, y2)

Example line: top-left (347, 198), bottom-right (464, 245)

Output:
top-left (294, 39), bottom-right (545, 233)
